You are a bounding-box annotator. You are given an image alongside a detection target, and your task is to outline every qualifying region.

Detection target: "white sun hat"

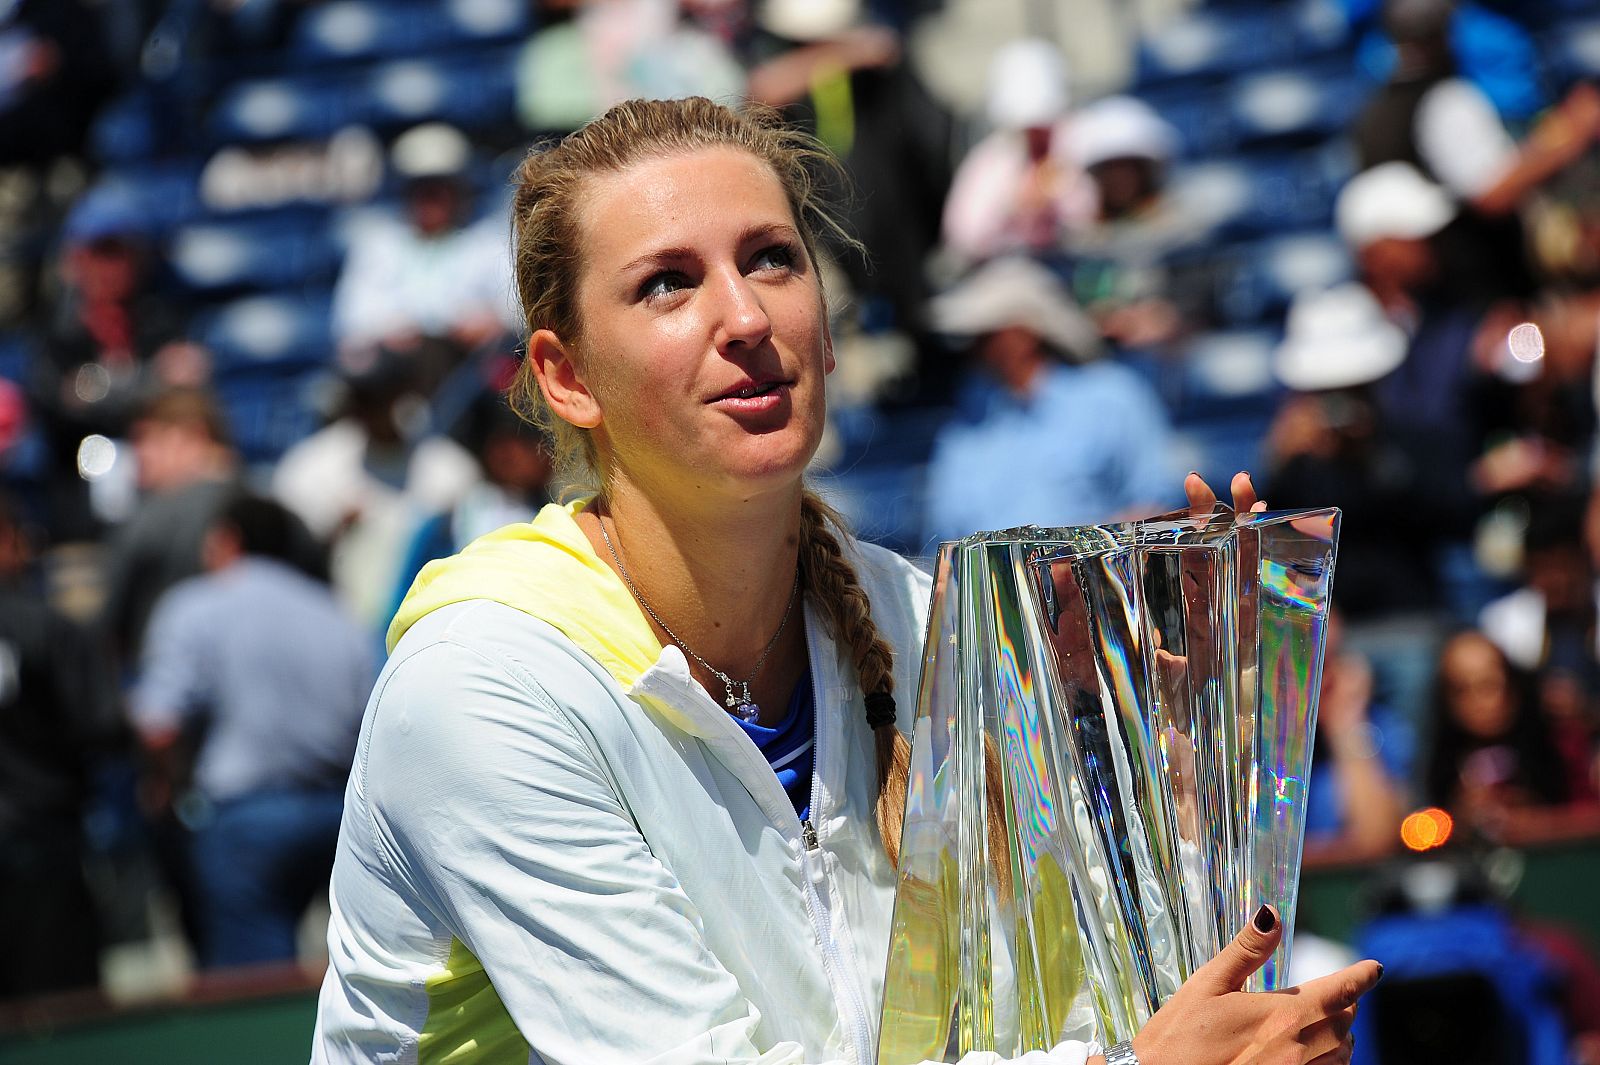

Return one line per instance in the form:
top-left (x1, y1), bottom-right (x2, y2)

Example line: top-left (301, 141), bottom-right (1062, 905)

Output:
top-left (756, 0), bottom-right (861, 42)
top-left (929, 256), bottom-right (1103, 362)
top-left (391, 122), bottom-right (472, 180)
top-left (1067, 94), bottom-right (1179, 169)
top-left (986, 37), bottom-right (1071, 130)
top-left (1274, 282), bottom-right (1408, 392)
top-left (1334, 161), bottom-right (1456, 249)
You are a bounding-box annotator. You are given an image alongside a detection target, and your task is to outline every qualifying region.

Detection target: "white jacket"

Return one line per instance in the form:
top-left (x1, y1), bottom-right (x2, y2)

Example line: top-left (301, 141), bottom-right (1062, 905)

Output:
top-left (310, 502), bottom-right (1094, 1065)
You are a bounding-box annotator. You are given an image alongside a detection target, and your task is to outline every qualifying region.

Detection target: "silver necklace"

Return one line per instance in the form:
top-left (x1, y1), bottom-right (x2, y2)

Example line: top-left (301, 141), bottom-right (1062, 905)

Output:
top-left (597, 515), bottom-right (799, 723)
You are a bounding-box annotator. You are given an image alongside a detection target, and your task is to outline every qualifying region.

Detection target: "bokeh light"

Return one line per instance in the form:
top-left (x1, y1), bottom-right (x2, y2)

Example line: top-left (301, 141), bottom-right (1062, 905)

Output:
top-left (1400, 807), bottom-right (1455, 852)
top-left (1507, 322), bottom-right (1545, 363)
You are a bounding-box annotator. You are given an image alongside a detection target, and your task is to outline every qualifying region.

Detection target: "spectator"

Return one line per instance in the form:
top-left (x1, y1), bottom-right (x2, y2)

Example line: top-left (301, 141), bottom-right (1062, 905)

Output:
top-left (749, 0), bottom-right (953, 345)
top-left (331, 123), bottom-right (519, 387)
top-left (1424, 629), bottom-right (1568, 828)
top-left (1479, 497), bottom-right (1600, 804)
top-left (0, 497), bottom-right (122, 999)
top-left (515, 0), bottom-right (746, 135)
top-left (1335, 164), bottom-right (1472, 415)
top-left (940, 37), bottom-right (1093, 265)
top-left (922, 256), bottom-right (1175, 546)
top-left (273, 348), bottom-right (480, 632)
top-left (31, 184), bottom-right (192, 540)
top-left (384, 394), bottom-right (554, 625)
top-left (129, 495), bottom-right (375, 969)
top-left (101, 388), bottom-right (239, 663)
top-left (1061, 95), bottom-right (1200, 352)
top-left (1265, 283), bottom-right (1474, 723)
top-left (1350, 0), bottom-right (1600, 303)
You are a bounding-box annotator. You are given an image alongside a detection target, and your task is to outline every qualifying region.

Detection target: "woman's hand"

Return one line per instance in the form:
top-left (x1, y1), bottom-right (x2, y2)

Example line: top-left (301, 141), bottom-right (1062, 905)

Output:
top-left (1126, 906), bottom-right (1381, 1065)
top-left (1184, 471), bottom-right (1266, 515)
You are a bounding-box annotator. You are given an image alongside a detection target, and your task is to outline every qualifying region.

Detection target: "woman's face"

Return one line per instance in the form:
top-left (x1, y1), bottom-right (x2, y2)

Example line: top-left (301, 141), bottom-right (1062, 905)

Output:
top-left (558, 147), bottom-right (833, 501)
top-left (1441, 634), bottom-right (1515, 739)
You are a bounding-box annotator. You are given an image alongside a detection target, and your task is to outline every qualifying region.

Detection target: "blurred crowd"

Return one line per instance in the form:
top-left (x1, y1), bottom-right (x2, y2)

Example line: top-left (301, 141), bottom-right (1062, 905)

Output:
top-left (4, 0), bottom-right (1600, 1055)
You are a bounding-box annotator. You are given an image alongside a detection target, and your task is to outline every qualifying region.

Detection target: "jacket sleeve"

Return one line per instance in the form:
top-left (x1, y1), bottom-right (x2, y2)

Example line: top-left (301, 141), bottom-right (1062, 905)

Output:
top-left (362, 636), bottom-right (1095, 1065)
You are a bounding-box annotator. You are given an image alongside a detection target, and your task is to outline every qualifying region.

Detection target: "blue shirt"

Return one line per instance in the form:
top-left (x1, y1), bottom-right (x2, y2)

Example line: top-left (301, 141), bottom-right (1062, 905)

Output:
top-left (736, 672), bottom-right (815, 818)
top-left (924, 361), bottom-right (1177, 548)
top-left (131, 558), bottom-right (378, 801)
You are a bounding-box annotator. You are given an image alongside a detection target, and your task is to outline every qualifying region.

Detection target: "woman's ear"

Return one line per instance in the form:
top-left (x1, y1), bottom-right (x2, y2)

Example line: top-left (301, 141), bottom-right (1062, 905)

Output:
top-left (528, 328), bottom-right (601, 429)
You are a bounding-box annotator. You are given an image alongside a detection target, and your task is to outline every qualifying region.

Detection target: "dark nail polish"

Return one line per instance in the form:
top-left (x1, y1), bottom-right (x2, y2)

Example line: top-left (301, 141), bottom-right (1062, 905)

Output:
top-left (1253, 904), bottom-right (1277, 933)
top-left (1375, 963), bottom-right (1385, 982)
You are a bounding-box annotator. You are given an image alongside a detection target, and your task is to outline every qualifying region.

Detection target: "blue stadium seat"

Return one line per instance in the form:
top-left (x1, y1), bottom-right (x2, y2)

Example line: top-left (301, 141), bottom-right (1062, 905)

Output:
top-left (1229, 61), bottom-right (1367, 148)
top-left (1545, 17), bottom-right (1600, 83)
top-left (209, 74), bottom-right (357, 143)
top-left (1136, 0), bottom-right (1351, 88)
top-left (97, 163), bottom-right (208, 234)
top-left (214, 368), bottom-right (328, 464)
top-left (360, 49), bottom-right (519, 133)
top-left (291, 0), bottom-right (528, 66)
top-left (1176, 328), bottom-right (1282, 421)
top-left (89, 89), bottom-right (163, 165)
top-left (169, 210), bottom-right (343, 294)
top-left (1139, 81), bottom-right (1239, 159)
top-left (195, 292), bottom-right (336, 372)
top-left (1168, 145), bottom-right (1352, 239)
top-left (813, 464), bottom-right (931, 559)
top-left (1137, 7), bottom-right (1295, 85)
top-left (1212, 231), bottom-right (1353, 326)
top-left (1170, 413), bottom-right (1273, 495)
top-left (829, 404), bottom-right (950, 472)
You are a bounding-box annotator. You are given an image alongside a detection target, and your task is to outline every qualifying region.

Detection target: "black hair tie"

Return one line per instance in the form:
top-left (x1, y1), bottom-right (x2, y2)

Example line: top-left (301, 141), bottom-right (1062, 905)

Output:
top-left (865, 690), bottom-right (897, 730)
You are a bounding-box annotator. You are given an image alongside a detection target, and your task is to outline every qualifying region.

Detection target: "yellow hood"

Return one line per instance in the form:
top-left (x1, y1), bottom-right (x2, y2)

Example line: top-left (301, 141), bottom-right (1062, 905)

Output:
top-left (386, 499), bottom-right (661, 688)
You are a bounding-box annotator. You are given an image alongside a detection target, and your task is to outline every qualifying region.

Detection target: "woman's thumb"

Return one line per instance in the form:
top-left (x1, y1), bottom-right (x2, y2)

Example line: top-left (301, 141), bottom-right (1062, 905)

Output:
top-left (1195, 904), bottom-right (1282, 993)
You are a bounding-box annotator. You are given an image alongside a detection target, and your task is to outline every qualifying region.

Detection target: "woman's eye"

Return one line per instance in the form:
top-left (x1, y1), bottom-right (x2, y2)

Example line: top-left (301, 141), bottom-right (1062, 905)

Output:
top-left (751, 244), bottom-right (796, 273)
top-left (639, 271), bottom-right (689, 302)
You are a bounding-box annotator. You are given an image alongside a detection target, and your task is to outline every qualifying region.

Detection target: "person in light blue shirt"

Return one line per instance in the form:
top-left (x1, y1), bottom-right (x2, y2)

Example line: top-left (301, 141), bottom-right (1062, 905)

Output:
top-left (131, 494), bottom-right (376, 968)
top-left (922, 256), bottom-right (1178, 549)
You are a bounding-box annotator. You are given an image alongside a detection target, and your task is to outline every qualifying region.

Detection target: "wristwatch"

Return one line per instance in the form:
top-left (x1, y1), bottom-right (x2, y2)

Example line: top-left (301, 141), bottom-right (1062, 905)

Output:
top-left (1104, 1040), bottom-right (1141, 1065)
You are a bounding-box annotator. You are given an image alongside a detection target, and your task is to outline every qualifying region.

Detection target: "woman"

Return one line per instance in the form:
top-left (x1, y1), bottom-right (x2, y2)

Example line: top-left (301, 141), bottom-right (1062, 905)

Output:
top-left (311, 98), bottom-right (1378, 1064)
top-left (1425, 629), bottom-right (1568, 822)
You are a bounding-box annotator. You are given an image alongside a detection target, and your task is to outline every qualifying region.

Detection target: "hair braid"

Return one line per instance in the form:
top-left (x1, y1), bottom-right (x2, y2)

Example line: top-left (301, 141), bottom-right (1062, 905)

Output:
top-left (798, 490), bottom-right (1012, 896)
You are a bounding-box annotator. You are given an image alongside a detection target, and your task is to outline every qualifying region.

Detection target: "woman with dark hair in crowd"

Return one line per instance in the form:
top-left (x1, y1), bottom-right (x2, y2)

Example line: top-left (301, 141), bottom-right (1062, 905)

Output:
top-left (1425, 629), bottom-right (1568, 821)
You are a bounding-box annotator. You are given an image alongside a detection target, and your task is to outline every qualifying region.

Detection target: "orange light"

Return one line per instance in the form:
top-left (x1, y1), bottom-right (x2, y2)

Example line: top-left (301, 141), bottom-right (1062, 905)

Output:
top-left (1400, 807), bottom-right (1454, 852)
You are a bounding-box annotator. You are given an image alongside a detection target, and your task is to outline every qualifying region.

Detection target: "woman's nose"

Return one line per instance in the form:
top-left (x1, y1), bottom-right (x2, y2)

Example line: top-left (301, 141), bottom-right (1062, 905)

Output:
top-left (711, 272), bottom-right (772, 352)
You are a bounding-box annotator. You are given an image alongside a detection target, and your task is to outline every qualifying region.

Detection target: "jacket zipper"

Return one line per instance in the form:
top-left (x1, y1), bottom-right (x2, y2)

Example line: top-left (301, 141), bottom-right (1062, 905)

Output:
top-left (801, 628), bottom-right (876, 1065)
top-left (641, 630), bottom-right (876, 1064)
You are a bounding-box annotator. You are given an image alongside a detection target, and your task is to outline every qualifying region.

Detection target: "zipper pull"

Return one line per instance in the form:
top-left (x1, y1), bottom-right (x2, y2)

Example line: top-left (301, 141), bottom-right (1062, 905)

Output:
top-left (801, 818), bottom-right (819, 850)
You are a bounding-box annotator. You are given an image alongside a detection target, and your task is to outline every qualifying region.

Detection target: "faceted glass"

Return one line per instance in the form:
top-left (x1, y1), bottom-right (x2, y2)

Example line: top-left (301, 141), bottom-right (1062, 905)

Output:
top-left (877, 508), bottom-right (1339, 1060)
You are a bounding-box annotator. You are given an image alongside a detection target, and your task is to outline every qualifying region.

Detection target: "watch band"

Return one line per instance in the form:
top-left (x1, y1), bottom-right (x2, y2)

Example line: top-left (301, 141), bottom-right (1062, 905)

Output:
top-left (1104, 1040), bottom-right (1141, 1065)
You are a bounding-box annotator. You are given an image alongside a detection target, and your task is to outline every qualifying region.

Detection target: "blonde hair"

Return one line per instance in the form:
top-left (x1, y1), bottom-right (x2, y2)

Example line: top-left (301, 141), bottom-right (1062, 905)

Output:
top-left (506, 97), bottom-right (1008, 888)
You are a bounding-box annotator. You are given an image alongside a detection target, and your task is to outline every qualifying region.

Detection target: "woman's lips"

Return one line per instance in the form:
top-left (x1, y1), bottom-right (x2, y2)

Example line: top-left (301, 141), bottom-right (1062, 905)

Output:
top-left (710, 380), bottom-right (791, 414)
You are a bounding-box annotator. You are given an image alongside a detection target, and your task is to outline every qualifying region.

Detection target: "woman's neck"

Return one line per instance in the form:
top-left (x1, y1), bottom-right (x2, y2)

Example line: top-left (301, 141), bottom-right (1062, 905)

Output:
top-left (578, 476), bottom-right (809, 722)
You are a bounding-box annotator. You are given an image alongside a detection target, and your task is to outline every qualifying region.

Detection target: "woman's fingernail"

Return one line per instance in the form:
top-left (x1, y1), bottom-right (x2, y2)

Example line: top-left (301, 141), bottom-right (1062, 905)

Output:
top-left (1375, 963), bottom-right (1385, 982)
top-left (1253, 904), bottom-right (1277, 933)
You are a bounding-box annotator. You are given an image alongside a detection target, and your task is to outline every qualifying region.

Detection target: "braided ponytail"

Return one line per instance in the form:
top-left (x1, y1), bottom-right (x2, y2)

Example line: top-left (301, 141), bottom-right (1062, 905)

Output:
top-left (798, 490), bottom-right (1012, 896)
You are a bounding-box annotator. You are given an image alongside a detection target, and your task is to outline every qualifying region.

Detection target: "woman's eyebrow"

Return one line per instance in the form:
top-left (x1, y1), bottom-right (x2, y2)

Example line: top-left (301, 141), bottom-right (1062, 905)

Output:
top-left (617, 223), bottom-right (801, 276)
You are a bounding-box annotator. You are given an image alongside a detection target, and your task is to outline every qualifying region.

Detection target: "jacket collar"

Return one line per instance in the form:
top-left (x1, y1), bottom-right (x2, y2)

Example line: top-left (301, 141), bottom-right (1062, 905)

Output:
top-left (386, 497), bottom-right (661, 686)
top-left (387, 497), bottom-right (855, 832)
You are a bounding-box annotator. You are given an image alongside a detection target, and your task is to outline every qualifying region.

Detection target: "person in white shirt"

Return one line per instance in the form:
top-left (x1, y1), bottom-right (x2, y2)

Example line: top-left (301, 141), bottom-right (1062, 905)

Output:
top-left (310, 97), bottom-right (1380, 1065)
top-left (331, 123), bottom-right (520, 365)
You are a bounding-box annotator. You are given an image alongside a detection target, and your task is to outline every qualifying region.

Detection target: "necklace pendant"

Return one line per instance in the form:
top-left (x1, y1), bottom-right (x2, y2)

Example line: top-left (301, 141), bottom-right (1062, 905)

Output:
top-left (732, 700), bottom-right (761, 723)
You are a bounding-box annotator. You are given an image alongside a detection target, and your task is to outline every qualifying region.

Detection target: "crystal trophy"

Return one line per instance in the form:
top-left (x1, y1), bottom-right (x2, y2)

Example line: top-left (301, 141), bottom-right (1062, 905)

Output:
top-left (878, 507), bottom-right (1339, 1061)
